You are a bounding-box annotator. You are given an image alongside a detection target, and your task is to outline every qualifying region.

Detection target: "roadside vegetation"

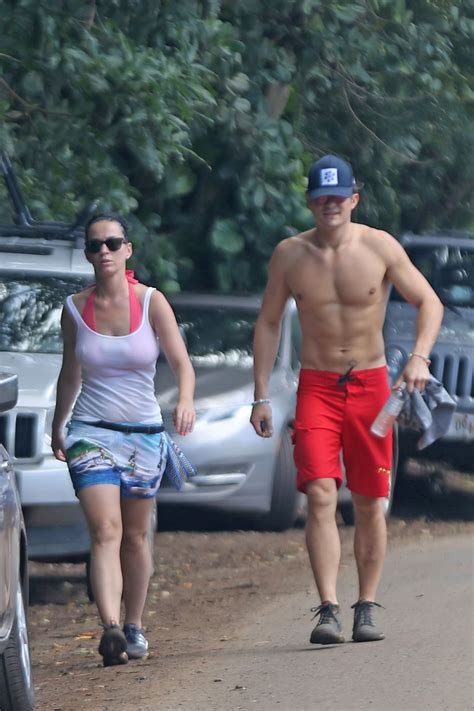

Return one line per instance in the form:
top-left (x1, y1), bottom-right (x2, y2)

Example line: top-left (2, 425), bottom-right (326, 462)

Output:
top-left (1, 0), bottom-right (472, 291)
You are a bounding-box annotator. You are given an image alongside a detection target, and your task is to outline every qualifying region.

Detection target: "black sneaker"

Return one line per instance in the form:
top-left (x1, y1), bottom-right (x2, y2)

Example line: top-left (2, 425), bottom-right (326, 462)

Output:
top-left (123, 623), bottom-right (149, 659)
top-left (310, 602), bottom-right (344, 645)
top-left (351, 600), bottom-right (385, 642)
top-left (98, 624), bottom-right (128, 667)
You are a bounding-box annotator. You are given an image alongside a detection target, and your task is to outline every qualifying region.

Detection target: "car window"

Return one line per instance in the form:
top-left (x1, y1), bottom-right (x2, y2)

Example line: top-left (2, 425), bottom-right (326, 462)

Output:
top-left (391, 244), bottom-right (474, 307)
top-left (172, 306), bottom-right (261, 368)
top-left (0, 272), bottom-right (91, 353)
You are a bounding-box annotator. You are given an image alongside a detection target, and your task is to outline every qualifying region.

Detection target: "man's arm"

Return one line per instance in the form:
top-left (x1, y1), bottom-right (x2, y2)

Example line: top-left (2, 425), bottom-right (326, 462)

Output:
top-left (384, 234), bottom-right (444, 392)
top-left (251, 242), bottom-right (292, 437)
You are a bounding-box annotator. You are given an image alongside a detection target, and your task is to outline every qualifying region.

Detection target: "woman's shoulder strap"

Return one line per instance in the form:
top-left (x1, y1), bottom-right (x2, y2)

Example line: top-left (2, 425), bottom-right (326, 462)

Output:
top-left (143, 286), bottom-right (156, 313)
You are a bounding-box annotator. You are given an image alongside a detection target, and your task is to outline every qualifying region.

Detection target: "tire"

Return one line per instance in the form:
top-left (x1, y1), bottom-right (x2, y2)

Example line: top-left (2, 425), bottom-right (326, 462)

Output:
top-left (0, 575), bottom-right (35, 711)
top-left (264, 429), bottom-right (300, 531)
top-left (85, 498), bottom-right (157, 600)
top-left (339, 425), bottom-right (399, 526)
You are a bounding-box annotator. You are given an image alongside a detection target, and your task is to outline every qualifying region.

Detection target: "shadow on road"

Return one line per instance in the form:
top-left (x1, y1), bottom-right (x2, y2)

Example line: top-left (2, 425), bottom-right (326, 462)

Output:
top-left (392, 459), bottom-right (474, 522)
top-left (29, 567), bottom-right (88, 605)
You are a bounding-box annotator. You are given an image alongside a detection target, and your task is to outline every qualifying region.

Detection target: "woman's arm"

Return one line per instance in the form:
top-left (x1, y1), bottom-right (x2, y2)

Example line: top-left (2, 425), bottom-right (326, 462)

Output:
top-left (51, 307), bottom-right (82, 460)
top-left (149, 291), bottom-right (196, 436)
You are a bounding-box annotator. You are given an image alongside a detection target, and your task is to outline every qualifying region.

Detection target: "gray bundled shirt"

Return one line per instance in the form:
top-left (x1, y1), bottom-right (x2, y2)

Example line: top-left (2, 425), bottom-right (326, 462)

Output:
top-left (398, 376), bottom-right (456, 450)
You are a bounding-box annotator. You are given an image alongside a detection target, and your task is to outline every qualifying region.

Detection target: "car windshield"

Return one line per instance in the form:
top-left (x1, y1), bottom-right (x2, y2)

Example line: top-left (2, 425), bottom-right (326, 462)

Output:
top-left (172, 305), bottom-right (258, 368)
top-left (391, 244), bottom-right (474, 307)
top-left (0, 272), bottom-right (92, 353)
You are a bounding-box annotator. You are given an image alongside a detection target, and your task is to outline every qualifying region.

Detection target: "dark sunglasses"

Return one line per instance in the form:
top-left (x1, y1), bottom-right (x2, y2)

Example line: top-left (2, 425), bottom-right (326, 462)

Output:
top-left (314, 195), bottom-right (347, 206)
top-left (85, 237), bottom-right (128, 254)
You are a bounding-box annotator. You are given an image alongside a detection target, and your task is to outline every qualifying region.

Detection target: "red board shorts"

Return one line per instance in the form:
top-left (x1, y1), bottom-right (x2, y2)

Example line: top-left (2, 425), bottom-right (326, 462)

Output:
top-left (293, 366), bottom-right (393, 498)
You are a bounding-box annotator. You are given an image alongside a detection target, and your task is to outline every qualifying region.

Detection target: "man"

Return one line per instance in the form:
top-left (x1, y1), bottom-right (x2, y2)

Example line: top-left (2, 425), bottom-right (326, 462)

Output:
top-left (250, 154), bottom-right (443, 644)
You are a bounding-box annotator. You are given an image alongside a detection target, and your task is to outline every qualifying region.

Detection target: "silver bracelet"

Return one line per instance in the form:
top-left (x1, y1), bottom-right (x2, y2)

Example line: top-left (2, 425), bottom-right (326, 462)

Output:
top-left (251, 398), bottom-right (271, 406)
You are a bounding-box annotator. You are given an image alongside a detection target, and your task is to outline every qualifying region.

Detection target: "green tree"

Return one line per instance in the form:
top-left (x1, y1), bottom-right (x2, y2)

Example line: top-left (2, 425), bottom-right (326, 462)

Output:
top-left (1, 0), bottom-right (472, 292)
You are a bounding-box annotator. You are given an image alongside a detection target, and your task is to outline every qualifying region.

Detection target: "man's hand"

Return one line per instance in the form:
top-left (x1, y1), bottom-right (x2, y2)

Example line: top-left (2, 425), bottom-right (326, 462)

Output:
top-left (250, 402), bottom-right (273, 438)
top-left (396, 358), bottom-right (431, 393)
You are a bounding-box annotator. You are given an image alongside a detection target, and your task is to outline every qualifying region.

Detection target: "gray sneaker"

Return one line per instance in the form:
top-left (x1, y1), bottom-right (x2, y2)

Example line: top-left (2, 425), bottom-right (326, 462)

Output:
top-left (123, 623), bottom-right (149, 659)
top-left (351, 600), bottom-right (385, 642)
top-left (310, 602), bottom-right (344, 645)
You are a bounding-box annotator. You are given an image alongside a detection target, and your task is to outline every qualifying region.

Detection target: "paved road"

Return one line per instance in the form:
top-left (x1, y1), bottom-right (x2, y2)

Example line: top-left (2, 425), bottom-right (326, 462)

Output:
top-left (159, 534), bottom-right (473, 711)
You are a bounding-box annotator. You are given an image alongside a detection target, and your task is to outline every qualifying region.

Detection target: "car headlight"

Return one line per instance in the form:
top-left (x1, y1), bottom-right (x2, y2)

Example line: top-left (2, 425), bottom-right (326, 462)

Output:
top-left (385, 346), bottom-right (408, 385)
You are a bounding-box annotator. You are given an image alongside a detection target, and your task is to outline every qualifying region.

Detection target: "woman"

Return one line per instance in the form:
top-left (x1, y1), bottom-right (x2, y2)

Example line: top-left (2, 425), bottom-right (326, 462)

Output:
top-left (51, 213), bottom-right (195, 666)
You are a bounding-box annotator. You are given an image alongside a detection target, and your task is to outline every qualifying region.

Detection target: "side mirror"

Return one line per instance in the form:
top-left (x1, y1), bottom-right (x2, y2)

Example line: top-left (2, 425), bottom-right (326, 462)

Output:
top-left (0, 372), bottom-right (18, 412)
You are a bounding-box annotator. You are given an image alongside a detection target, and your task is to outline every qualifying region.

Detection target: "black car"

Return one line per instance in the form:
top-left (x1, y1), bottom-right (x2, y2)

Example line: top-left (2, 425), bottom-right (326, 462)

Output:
top-left (384, 232), bottom-right (474, 470)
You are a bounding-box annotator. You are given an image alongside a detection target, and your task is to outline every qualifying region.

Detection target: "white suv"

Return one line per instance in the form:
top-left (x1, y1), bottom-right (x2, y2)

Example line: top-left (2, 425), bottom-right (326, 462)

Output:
top-left (0, 154), bottom-right (93, 561)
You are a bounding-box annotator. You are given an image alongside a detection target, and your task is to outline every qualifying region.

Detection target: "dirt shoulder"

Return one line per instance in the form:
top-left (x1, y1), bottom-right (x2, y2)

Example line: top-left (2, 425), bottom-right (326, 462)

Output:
top-left (29, 509), bottom-right (472, 711)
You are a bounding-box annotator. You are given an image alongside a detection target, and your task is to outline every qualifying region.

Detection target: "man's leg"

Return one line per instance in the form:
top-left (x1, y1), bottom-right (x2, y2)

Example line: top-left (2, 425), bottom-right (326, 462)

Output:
top-left (352, 493), bottom-right (386, 601)
top-left (306, 478), bottom-right (344, 644)
top-left (351, 493), bottom-right (386, 642)
top-left (306, 478), bottom-right (340, 602)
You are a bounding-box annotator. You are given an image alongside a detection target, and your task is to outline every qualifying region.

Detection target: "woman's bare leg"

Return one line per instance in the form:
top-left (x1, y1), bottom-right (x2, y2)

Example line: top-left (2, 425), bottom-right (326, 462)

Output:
top-left (79, 484), bottom-right (123, 625)
top-left (120, 497), bottom-right (155, 627)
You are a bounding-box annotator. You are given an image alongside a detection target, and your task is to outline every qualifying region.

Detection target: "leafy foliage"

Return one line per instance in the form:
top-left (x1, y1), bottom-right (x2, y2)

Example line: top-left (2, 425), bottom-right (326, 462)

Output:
top-left (1, 0), bottom-right (472, 292)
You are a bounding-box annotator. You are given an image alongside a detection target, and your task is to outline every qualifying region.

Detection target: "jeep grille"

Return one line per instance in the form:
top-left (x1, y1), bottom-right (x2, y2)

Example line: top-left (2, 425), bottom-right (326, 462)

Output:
top-left (429, 353), bottom-right (473, 399)
top-left (0, 411), bottom-right (39, 458)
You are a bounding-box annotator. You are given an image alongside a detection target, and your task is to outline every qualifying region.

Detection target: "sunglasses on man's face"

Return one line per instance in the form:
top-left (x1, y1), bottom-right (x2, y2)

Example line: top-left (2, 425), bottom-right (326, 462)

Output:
top-left (85, 237), bottom-right (128, 254)
top-left (314, 195), bottom-right (347, 206)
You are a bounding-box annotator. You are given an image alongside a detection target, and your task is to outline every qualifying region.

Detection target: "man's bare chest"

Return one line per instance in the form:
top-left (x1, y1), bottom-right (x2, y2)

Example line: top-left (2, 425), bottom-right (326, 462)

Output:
top-left (286, 251), bottom-right (387, 307)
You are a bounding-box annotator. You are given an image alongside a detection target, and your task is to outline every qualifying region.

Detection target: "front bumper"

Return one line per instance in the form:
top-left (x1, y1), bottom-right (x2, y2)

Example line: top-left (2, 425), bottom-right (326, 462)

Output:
top-left (157, 447), bottom-right (276, 515)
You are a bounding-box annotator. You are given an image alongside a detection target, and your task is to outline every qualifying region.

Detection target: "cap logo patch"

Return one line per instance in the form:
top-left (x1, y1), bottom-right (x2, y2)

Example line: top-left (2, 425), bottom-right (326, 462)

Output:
top-left (320, 168), bottom-right (338, 186)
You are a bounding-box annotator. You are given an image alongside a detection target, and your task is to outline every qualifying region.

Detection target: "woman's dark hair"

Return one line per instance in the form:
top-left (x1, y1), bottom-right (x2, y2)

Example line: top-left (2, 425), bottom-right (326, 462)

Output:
top-left (85, 213), bottom-right (129, 240)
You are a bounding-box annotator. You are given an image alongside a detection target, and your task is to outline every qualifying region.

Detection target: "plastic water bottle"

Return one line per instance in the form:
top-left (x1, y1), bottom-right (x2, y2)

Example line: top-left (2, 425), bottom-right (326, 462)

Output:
top-left (370, 383), bottom-right (406, 438)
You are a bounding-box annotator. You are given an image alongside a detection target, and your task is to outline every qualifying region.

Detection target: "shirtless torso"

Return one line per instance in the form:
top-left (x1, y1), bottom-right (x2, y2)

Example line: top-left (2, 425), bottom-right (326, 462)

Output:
top-left (282, 223), bottom-right (390, 372)
top-left (252, 205), bottom-right (442, 438)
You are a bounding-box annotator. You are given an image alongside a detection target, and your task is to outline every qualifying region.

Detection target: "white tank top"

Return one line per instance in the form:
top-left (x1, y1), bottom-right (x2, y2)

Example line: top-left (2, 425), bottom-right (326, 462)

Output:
top-left (66, 287), bottom-right (162, 424)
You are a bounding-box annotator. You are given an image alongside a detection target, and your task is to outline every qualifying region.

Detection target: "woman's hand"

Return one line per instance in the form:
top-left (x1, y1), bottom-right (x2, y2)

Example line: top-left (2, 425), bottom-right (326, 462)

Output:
top-left (173, 399), bottom-right (196, 436)
top-left (51, 429), bottom-right (67, 461)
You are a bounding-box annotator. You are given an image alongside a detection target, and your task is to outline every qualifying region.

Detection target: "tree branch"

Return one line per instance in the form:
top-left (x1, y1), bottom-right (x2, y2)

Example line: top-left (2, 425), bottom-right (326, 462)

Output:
top-left (0, 78), bottom-right (75, 118)
top-left (341, 82), bottom-right (428, 164)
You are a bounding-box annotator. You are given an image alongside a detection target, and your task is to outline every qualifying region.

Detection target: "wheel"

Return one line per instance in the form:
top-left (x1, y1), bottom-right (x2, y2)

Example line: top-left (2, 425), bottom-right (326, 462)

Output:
top-left (0, 574), bottom-right (35, 711)
top-left (339, 425), bottom-right (399, 525)
top-left (85, 498), bottom-right (157, 600)
top-left (264, 429), bottom-right (300, 531)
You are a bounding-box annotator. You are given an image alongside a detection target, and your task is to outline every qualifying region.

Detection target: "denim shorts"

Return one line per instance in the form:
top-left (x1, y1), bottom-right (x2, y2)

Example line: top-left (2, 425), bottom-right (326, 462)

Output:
top-left (65, 419), bottom-right (167, 499)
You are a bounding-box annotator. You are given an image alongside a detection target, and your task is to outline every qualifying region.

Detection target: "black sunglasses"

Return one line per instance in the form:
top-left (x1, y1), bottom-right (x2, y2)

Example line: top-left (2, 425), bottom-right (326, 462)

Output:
top-left (85, 237), bottom-right (128, 254)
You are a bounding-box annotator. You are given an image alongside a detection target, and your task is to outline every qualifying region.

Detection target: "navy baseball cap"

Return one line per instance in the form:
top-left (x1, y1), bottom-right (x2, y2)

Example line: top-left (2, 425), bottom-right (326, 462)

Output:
top-left (307, 154), bottom-right (357, 200)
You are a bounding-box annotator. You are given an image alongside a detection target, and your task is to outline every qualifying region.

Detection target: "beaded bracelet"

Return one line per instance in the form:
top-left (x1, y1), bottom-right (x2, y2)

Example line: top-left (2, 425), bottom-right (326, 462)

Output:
top-left (251, 398), bottom-right (271, 406)
top-left (409, 352), bottom-right (432, 366)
